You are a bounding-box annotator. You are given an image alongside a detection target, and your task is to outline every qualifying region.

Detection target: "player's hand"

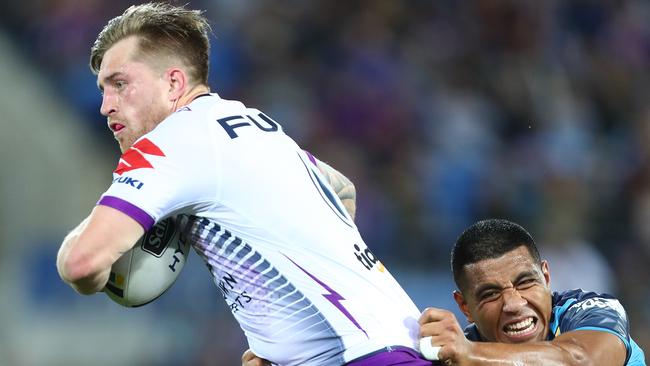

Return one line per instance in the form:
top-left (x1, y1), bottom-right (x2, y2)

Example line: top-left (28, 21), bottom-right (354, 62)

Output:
top-left (418, 307), bottom-right (473, 364)
top-left (241, 349), bottom-right (271, 366)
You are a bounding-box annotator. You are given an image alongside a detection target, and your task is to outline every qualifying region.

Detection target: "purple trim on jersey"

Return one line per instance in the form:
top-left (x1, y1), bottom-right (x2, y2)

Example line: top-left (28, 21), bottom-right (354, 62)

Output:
top-left (305, 150), bottom-right (317, 166)
top-left (346, 346), bottom-right (432, 365)
top-left (283, 254), bottom-right (368, 338)
top-left (97, 195), bottom-right (155, 230)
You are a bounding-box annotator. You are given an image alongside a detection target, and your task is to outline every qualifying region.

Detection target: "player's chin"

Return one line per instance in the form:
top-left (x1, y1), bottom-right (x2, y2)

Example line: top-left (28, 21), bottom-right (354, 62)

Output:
top-left (116, 137), bottom-right (131, 153)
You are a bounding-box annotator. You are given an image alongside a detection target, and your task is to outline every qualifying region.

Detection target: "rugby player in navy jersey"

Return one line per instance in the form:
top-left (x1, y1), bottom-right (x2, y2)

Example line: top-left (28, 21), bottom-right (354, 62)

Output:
top-left (418, 219), bottom-right (645, 365)
top-left (243, 219), bottom-right (646, 365)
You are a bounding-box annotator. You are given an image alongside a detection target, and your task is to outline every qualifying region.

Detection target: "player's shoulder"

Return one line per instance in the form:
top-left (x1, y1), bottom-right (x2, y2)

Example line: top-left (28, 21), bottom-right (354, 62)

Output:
top-left (162, 92), bottom-right (245, 119)
top-left (552, 288), bottom-right (628, 329)
top-left (552, 290), bottom-right (639, 363)
top-left (552, 288), bottom-right (618, 307)
top-left (187, 92), bottom-right (251, 120)
top-left (144, 94), bottom-right (226, 140)
top-left (151, 93), bottom-right (289, 153)
top-left (166, 93), bottom-right (281, 138)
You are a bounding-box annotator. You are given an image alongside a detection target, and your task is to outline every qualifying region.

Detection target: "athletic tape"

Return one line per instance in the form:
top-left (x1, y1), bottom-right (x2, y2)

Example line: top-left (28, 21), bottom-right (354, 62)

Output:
top-left (419, 336), bottom-right (441, 361)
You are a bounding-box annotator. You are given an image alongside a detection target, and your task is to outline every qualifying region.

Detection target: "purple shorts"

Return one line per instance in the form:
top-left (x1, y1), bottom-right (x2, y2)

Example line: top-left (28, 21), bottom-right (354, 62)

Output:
top-left (346, 346), bottom-right (437, 365)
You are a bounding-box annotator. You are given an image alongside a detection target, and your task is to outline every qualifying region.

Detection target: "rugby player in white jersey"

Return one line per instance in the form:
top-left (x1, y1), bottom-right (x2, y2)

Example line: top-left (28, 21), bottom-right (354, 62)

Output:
top-left (56, 3), bottom-right (432, 365)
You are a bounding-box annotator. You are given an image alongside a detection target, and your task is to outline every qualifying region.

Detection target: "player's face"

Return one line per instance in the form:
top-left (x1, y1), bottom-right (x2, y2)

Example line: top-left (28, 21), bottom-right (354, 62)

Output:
top-left (454, 246), bottom-right (552, 344)
top-left (97, 36), bottom-right (173, 152)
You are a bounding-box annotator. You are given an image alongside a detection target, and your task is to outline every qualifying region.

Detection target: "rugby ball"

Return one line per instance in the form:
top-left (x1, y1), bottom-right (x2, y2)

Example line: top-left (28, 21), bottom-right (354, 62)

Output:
top-left (104, 216), bottom-right (190, 307)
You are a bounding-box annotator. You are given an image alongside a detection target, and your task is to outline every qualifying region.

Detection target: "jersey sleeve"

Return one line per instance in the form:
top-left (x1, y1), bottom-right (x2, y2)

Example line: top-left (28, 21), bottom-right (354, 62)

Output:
top-left (559, 294), bottom-right (632, 355)
top-left (463, 323), bottom-right (484, 342)
top-left (97, 112), bottom-right (221, 230)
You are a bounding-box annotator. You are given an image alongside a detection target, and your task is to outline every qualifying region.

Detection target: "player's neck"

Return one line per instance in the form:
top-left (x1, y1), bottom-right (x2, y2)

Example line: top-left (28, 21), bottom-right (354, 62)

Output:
top-left (176, 84), bottom-right (211, 109)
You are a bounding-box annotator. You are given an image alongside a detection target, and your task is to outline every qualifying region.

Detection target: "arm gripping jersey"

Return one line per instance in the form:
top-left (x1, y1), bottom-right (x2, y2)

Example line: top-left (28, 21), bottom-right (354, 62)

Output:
top-left (464, 289), bottom-right (645, 365)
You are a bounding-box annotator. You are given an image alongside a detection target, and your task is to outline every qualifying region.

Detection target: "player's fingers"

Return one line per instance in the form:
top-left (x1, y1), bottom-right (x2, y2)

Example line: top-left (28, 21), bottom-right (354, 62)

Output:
top-left (419, 320), bottom-right (442, 338)
top-left (241, 349), bottom-right (256, 362)
top-left (241, 350), bottom-right (271, 366)
top-left (244, 359), bottom-right (270, 366)
top-left (418, 307), bottom-right (436, 325)
top-left (242, 349), bottom-right (252, 361)
top-left (421, 307), bottom-right (461, 325)
top-left (418, 307), bottom-right (450, 325)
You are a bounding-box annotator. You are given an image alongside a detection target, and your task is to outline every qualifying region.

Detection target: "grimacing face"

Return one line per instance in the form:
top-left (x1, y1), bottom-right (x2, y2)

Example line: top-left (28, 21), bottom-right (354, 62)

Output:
top-left (97, 36), bottom-right (174, 152)
top-left (453, 246), bottom-right (553, 344)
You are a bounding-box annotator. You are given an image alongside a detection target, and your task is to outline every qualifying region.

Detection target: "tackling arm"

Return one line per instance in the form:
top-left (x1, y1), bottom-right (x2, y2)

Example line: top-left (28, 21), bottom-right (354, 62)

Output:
top-left (419, 308), bottom-right (628, 366)
top-left (314, 158), bottom-right (357, 220)
top-left (454, 331), bottom-right (626, 366)
top-left (57, 205), bottom-right (144, 295)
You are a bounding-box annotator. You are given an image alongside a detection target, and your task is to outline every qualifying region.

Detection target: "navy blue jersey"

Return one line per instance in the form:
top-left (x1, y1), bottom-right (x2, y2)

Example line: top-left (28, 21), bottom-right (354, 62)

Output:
top-left (464, 289), bottom-right (645, 365)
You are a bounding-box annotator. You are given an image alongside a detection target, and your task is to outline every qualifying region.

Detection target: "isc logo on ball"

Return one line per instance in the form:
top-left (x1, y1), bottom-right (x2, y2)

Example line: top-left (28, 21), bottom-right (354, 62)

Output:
top-left (141, 218), bottom-right (176, 257)
top-left (104, 216), bottom-right (190, 307)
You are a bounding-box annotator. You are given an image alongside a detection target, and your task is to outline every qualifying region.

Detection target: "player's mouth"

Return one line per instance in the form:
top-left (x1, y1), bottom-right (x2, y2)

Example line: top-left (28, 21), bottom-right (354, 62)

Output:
top-left (110, 122), bottom-right (126, 134)
top-left (501, 316), bottom-right (539, 341)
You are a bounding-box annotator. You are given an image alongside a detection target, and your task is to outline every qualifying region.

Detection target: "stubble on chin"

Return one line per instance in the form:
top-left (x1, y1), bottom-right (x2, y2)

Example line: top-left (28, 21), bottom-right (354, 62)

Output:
top-left (115, 106), bottom-right (170, 153)
top-left (116, 134), bottom-right (134, 153)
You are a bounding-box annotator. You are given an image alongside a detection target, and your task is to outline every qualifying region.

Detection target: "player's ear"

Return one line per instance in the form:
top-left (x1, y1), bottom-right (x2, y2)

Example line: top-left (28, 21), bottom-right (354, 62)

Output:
top-left (453, 290), bottom-right (473, 323)
top-left (541, 260), bottom-right (551, 288)
top-left (166, 68), bottom-right (186, 101)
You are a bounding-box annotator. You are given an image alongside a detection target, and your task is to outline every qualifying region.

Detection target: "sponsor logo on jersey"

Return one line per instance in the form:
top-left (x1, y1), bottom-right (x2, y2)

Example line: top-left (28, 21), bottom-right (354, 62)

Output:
top-left (112, 176), bottom-right (144, 189)
top-left (141, 218), bottom-right (176, 257)
top-left (572, 298), bottom-right (627, 319)
top-left (114, 138), bottom-right (165, 175)
top-left (353, 244), bottom-right (385, 272)
top-left (217, 112), bottom-right (279, 139)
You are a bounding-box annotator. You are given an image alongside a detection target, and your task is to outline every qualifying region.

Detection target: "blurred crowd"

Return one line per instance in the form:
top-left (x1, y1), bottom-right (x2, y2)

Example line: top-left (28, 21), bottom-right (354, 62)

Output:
top-left (1, 0), bottom-right (649, 363)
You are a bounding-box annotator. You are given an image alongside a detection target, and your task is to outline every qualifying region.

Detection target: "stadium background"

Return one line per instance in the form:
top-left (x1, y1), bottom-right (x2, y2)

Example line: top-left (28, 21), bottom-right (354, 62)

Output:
top-left (0, 0), bottom-right (648, 364)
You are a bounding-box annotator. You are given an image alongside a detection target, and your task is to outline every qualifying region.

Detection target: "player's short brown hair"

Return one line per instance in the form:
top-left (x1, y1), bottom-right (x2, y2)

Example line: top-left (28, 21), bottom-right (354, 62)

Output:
top-left (90, 2), bottom-right (211, 85)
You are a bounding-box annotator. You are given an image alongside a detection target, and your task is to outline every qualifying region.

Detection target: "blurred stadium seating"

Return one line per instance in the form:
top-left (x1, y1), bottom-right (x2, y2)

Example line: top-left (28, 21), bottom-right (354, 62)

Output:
top-left (0, 1), bottom-right (648, 364)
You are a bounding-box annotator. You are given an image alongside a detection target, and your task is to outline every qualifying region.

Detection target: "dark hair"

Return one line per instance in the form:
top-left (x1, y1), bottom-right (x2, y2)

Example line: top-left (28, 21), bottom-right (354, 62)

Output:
top-left (451, 219), bottom-right (541, 290)
top-left (90, 2), bottom-right (211, 85)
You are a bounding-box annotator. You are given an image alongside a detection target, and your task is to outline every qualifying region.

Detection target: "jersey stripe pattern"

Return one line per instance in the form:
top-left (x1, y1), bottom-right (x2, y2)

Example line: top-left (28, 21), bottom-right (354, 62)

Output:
top-left (185, 215), bottom-right (347, 365)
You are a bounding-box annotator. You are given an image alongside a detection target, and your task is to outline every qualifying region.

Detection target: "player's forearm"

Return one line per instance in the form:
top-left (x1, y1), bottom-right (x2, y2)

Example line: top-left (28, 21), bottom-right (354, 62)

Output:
top-left (463, 341), bottom-right (591, 366)
top-left (58, 247), bottom-right (110, 295)
top-left (57, 219), bottom-right (110, 295)
top-left (463, 329), bottom-right (627, 366)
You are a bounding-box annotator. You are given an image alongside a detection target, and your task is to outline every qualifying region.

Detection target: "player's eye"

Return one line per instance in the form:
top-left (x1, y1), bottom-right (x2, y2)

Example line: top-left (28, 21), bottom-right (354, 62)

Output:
top-left (516, 278), bottom-right (536, 290)
top-left (115, 80), bottom-right (126, 90)
top-left (480, 290), bottom-right (500, 302)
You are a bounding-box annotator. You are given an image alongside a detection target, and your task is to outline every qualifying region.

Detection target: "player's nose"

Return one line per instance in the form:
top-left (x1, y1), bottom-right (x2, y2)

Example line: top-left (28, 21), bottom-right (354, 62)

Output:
top-left (501, 288), bottom-right (527, 313)
top-left (100, 92), bottom-right (117, 116)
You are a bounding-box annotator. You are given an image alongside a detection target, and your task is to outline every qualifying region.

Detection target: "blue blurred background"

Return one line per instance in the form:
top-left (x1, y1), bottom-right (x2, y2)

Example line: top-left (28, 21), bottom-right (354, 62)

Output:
top-left (0, 0), bottom-right (648, 364)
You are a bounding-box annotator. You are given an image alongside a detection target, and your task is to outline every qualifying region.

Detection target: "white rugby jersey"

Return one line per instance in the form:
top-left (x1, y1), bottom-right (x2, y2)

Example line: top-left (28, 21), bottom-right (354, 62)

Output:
top-left (98, 93), bottom-right (421, 365)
